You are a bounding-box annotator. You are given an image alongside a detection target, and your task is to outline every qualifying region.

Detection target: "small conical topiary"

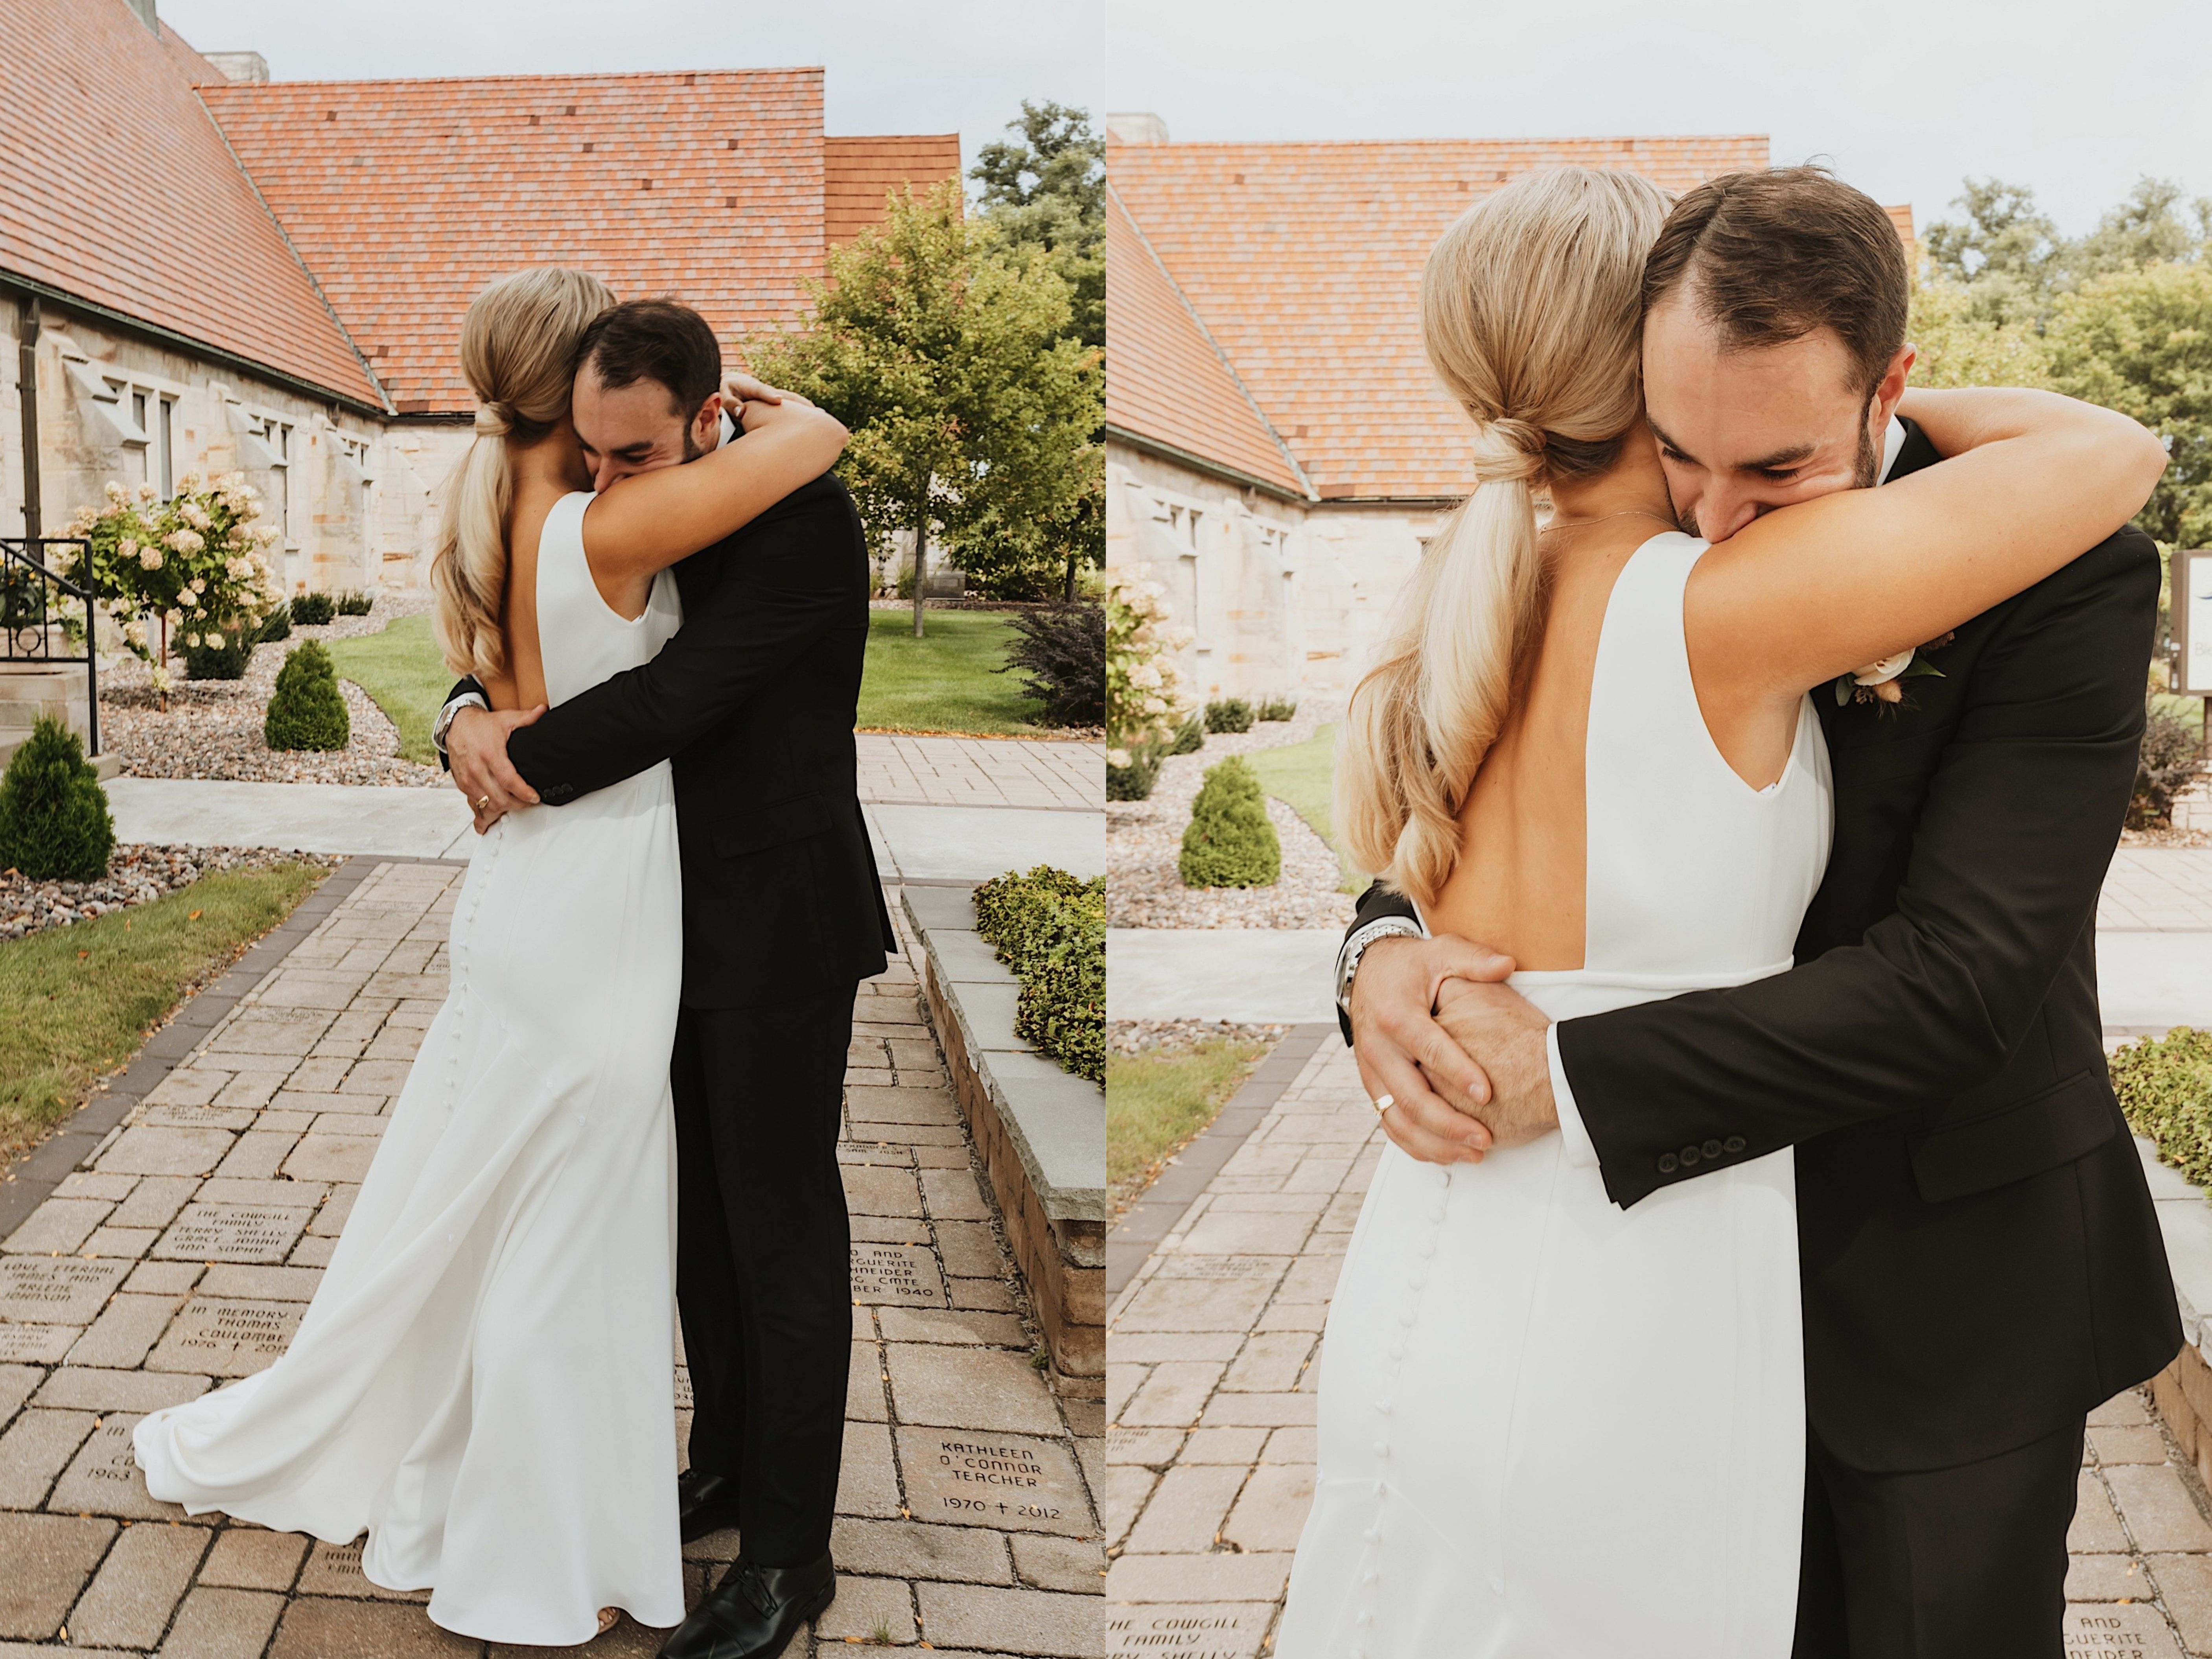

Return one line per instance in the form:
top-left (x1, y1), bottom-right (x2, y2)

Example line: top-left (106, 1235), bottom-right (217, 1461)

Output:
top-left (1179, 756), bottom-right (1281, 888)
top-left (0, 716), bottom-right (115, 881)
top-left (264, 641), bottom-right (350, 752)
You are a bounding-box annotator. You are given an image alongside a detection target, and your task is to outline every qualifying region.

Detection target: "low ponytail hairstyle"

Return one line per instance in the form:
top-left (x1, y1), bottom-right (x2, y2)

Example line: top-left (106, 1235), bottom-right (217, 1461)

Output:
top-left (430, 267), bottom-right (617, 679)
top-left (1337, 167), bottom-right (1672, 910)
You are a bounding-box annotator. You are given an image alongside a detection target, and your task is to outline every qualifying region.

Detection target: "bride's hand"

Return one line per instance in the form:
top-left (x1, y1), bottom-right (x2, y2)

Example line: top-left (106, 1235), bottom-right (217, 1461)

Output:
top-left (722, 370), bottom-right (811, 410)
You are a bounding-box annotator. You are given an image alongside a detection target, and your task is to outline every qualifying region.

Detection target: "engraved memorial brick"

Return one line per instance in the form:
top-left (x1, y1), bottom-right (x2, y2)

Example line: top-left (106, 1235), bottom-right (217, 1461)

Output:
top-left (1105, 1606), bottom-right (1274, 1659)
top-left (151, 1204), bottom-right (313, 1264)
top-left (896, 1425), bottom-right (1091, 1536)
top-left (145, 1298), bottom-right (302, 1376)
top-left (0, 1322), bottom-right (79, 1363)
top-left (0, 1255), bottom-right (131, 1324)
top-left (47, 1413), bottom-right (183, 1519)
top-left (850, 1241), bottom-right (948, 1307)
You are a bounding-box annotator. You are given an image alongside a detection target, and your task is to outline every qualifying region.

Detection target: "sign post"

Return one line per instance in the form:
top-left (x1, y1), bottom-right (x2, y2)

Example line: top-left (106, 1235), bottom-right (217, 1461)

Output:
top-left (2171, 549), bottom-right (2212, 746)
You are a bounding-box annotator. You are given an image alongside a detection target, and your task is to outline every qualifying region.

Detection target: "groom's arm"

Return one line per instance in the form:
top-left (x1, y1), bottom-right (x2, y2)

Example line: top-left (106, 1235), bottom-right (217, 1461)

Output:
top-left (1559, 525), bottom-right (2157, 1208)
top-left (493, 473), bottom-right (861, 803)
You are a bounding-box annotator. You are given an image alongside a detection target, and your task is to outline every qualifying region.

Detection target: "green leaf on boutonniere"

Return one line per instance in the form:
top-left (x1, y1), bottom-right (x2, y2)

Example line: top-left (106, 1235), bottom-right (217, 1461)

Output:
top-left (1900, 656), bottom-right (1945, 679)
top-left (1834, 674), bottom-right (1857, 706)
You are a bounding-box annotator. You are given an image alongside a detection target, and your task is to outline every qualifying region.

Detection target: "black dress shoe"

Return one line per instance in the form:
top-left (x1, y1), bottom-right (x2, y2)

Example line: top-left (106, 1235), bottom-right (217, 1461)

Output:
top-left (658, 1553), bottom-right (835, 1659)
top-left (678, 1471), bottom-right (743, 1544)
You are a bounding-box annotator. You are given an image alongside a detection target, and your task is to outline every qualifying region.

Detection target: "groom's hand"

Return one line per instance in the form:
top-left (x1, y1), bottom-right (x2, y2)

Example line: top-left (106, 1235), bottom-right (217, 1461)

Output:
top-left (1350, 935), bottom-right (1512, 1165)
top-left (448, 704), bottom-right (545, 831)
top-left (1432, 978), bottom-right (1557, 1148)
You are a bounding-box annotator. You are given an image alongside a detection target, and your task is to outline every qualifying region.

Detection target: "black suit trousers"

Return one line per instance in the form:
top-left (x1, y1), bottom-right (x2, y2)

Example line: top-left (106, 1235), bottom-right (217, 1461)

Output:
top-left (672, 986), bottom-right (857, 1566)
top-left (1791, 1414), bottom-right (2084, 1657)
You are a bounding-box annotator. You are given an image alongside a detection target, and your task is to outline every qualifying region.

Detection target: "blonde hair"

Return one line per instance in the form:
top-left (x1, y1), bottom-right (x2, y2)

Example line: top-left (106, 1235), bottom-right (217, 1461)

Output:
top-left (429, 267), bottom-right (617, 678)
top-left (1338, 168), bottom-right (1673, 908)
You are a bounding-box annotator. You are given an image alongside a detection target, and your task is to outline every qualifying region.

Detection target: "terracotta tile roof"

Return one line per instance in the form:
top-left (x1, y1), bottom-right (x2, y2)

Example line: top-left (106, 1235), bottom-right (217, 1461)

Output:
top-left (0, 0), bottom-right (383, 408)
top-left (1109, 135), bottom-right (1775, 499)
top-left (825, 135), bottom-right (961, 250)
top-left (200, 70), bottom-right (828, 414)
top-left (1105, 187), bottom-right (1303, 495)
top-left (158, 19), bottom-right (227, 86)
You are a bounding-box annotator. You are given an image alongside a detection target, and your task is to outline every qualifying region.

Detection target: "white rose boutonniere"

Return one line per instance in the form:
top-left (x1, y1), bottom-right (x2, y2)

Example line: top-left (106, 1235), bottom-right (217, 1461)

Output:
top-left (1834, 631), bottom-right (1955, 708)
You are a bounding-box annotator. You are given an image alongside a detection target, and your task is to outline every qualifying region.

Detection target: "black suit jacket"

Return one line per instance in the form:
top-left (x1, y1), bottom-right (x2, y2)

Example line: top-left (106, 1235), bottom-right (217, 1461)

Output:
top-left (1346, 421), bottom-right (2180, 1471)
top-left (448, 468), bottom-right (895, 1009)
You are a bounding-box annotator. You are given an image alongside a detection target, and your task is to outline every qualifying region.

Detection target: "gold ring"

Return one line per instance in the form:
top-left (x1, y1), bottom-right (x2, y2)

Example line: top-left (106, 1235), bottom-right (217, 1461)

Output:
top-left (1373, 1093), bottom-right (1394, 1119)
top-left (474, 795), bottom-right (491, 811)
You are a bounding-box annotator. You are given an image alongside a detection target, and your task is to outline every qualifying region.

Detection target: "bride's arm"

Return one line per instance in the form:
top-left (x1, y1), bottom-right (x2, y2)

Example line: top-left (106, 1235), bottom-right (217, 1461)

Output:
top-left (579, 393), bottom-right (848, 581)
top-left (1689, 387), bottom-right (2165, 700)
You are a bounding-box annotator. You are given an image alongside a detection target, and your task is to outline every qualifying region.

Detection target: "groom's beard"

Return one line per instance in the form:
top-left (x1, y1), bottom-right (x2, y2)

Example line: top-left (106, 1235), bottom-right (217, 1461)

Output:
top-left (681, 427), bottom-right (706, 464)
top-left (1854, 414), bottom-right (1882, 490)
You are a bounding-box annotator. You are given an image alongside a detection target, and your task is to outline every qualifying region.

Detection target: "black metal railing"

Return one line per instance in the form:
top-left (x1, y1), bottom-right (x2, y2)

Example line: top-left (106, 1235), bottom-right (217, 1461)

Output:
top-left (0, 538), bottom-right (99, 757)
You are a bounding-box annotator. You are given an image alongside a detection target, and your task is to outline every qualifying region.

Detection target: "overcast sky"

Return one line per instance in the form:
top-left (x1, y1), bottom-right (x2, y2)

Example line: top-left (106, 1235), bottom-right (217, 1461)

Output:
top-left (1106, 0), bottom-right (2211, 238)
top-left (159, 0), bottom-right (1103, 176)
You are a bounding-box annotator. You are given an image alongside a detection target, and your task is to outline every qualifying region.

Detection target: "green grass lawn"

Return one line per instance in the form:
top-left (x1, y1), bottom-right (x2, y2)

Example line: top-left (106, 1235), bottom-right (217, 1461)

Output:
top-left (859, 609), bottom-right (1047, 736)
top-left (319, 607), bottom-right (1049, 744)
top-left (324, 613), bottom-right (448, 763)
top-left (1107, 1038), bottom-right (1269, 1211)
top-left (0, 863), bottom-right (329, 1160)
top-left (1244, 723), bottom-right (1363, 891)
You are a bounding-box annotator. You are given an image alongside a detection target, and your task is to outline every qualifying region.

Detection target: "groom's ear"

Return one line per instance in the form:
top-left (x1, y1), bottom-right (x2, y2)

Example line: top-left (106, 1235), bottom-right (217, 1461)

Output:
top-left (692, 390), bottom-right (725, 450)
top-left (1869, 344), bottom-right (1916, 431)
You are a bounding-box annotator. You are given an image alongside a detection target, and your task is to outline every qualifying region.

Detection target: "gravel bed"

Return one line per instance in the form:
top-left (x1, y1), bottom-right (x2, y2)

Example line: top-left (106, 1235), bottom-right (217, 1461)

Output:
top-left (0, 844), bottom-right (343, 943)
top-left (1107, 700), bottom-right (1358, 930)
top-left (98, 595), bottom-right (442, 787)
top-left (1109, 1019), bottom-right (1290, 1057)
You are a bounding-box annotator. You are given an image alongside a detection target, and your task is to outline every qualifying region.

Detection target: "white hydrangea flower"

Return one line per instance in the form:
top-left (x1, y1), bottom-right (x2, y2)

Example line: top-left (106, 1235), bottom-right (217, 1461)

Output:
top-left (139, 547), bottom-right (163, 570)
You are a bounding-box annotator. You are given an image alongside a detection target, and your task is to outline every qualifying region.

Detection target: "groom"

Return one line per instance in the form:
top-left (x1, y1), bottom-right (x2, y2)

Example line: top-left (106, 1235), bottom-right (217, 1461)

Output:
top-left (1340, 168), bottom-right (2180, 1654)
top-left (439, 298), bottom-right (895, 1659)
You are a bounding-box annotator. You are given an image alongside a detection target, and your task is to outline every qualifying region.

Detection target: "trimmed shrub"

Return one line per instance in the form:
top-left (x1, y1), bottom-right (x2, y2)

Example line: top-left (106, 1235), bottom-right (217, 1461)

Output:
top-left (1168, 714), bottom-right (1204, 756)
top-left (1000, 603), bottom-right (1105, 727)
top-left (1257, 696), bottom-right (1299, 723)
top-left (1180, 757), bottom-right (1280, 888)
top-left (2113, 1026), bottom-right (2212, 1187)
top-left (335, 590), bottom-right (374, 617)
top-left (264, 642), bottom-right (350, 751)
top-left (256, 601), bottom-right (293, 643)
top-left (291, 591), bottom-right (336, 626)
top-left (972, 864), bottom-right (1104, 1083)
top-left (0, 716), bottom-right (114, 882)
top-left (1106, 744), bottom-right (1160, 801)
top-left (180, 619), bottom-right (254, 681)
top-left (1204, 698), bottom-right (1254, 734)
top-left (2133, 700), bottom-right (2205, 828)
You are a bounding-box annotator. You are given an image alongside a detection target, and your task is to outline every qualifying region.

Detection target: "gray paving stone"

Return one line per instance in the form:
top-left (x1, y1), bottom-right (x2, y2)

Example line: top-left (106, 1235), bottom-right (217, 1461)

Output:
top-left (2, 1197), bottom-right (112, 1255)
top-left (1103, 1602), bottom-right (1275, 1658)
top-left (280, 1136), bottom-right (376, 1184)
top-left (838, 1420), bottom-right (904, 1519)
top-left (1011, 1532), bottom-right (1107, 1594)
top-left (830, 1516), bottom-right (1014, 1585)
top-left (0, 1511), bottom-right (116, 1639)
top-left (65, 1518), bottom-right (210, 1648)
top-left (2108, 1465), bottom-right (2212, 1552)
top-left (815, 1574), bottom-right (917, 1645)
top-left (1103, 1550), bottom-right (1295, 1605)
top-left (915, 1583), bottom-right (1100, 1658)
top-left (144, 1298), bottom-right (303, 1377)
top-left (198, 1265), bottom-right (324, 1302)
top-left (191, 1530), bottom-right (302, 1593)
top-left (48, 1414), bottom-right (185, 1520)
top-left (266, 1596), bottom-right (473, 1657)
top-left (53, 1173), bottom-right (140, 1202)
top-left (1122, 1463), bottom-right (1243, 1554)
top-left (32, 1368), bottom-right (209, 1413)
top-left (2149, 1551), bottom-right (2212, 1653)
top-left (82, 1226), bottom-right (160, 1258)
top-left (0, 1364), bottom-right (37, 1428)
top-left (109, 1177), bottom-right (199, 1231)
top-left (293, 1538), bottom-right (428, 1601)
top-left (123, 1261), bottom-right (203, 1296)
top-left (0, 1324), bottom-right (78, 1364)
top-left (1119, 1363), bottom-right (1223, 1429)
top-left (886, 1344), bottom-right (1064, 1436)
top-left (68, 1294), bottom-right (186, 1370)
top-left (0, 1254), bottom-right (133, 1324)
top-left (878, 1307), bottom-right (1030, 1348)
top-left (2062, 1604), bottom-right (2184, 1658)
top-left (0, 1406), bottom-right (96, 1508)
top-left (1221, 1463), bottom-right (1313, 1553)
top-left (96, 1126), bottom-right (236, 1178)
top-left (158, 1585), bottom-right (288, 1659)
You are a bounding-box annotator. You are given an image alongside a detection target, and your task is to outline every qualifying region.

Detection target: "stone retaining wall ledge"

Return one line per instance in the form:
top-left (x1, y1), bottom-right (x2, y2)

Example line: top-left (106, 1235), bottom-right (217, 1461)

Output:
top-left (2138, 1136), bottom-right (2212, 1489)
top-left (904, 886), bottom-right (1105, 1396)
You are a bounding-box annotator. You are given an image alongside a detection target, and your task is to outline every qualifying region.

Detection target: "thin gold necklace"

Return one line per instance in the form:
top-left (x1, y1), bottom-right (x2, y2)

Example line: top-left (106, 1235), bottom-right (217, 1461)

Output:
top-left (1542, 507), bottom-right (1677, 534)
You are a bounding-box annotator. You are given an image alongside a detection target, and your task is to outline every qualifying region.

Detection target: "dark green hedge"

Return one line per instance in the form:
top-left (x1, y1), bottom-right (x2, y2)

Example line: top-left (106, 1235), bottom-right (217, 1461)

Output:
top-left (2112, 1026), bottom-right (2212, 1188)
top-left (971, 864), bottom-right (1104, 1084)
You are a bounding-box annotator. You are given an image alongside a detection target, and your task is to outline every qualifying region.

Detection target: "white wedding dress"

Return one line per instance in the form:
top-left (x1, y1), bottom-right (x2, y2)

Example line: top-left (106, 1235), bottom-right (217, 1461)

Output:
top-left (136, 492), bottom-right (688, 1644)
top-left (1277, 534), bottom-right (1831, 1657)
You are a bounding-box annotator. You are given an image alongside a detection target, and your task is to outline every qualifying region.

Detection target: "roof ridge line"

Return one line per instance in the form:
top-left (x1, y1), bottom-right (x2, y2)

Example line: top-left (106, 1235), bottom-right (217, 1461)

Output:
top-left (1108, 180), bottom-right (1315, 503)
top-left (190, 85), bottom-right (393, 414)
top-left (196, 66), bottom-right (825, 92)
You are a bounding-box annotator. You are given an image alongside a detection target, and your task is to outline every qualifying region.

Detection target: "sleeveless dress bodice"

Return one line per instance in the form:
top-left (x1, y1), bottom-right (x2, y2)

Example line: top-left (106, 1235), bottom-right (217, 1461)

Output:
top-left (1277, 532), bottom-right (1833, 1658)
top-left (137, 491), bottom-right (690, 1643)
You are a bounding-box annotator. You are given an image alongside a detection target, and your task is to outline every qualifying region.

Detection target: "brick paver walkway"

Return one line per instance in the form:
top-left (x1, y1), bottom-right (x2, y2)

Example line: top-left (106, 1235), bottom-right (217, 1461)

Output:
top-left (1104, 1033), bottom-right (2212, 1657)
top-left (0, 861), bottom-right (1103, 1656)
top-left (2101, 849), bottom-right (2212, 933)
top-left (856, 736), bottom-right (1103, 813)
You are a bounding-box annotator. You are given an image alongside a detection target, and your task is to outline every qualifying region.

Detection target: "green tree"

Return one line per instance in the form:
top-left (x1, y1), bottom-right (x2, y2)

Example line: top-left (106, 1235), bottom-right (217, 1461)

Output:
top-left (2043, 260), bottom-right (2212, 547)
top-left (971, 101), bottom-right (1104, 350)
top-left (2070, 178), bottom-right (2210, 286)
top-left (1906, 273), bottom-right (2050, 391)
top-left (1925, 178), bottom-right (2066, 324)
top-left (747, 180), bottom-right (1102, 633)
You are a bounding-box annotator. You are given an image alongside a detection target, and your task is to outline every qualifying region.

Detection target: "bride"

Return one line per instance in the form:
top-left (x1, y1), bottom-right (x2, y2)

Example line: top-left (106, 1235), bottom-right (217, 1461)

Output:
top-left (133, 267), bottom-right (849, 1644)
top-left (1273, 170), bottom-right (2165, 1655)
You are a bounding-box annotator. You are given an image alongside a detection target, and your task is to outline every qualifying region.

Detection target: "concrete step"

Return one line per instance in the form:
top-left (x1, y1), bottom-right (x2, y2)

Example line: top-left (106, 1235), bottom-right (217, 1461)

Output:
top-left (0, 734), bottom-right (120, 778)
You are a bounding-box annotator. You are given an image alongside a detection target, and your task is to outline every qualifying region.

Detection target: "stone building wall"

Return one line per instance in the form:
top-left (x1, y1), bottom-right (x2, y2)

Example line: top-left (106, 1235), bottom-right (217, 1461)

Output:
top-left (1107, 441), bottom-right (1449, 703)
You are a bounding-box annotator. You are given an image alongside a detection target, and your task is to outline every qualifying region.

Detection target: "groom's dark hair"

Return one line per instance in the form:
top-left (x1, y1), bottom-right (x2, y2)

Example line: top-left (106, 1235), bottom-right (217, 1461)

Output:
top-left (574, 298), bottom-right (722, 417)
top-left (1641, 166), bottom-right (1909, 398)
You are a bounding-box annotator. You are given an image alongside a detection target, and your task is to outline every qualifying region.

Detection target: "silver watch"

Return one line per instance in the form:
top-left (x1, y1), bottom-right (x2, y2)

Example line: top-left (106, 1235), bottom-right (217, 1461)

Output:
top-left (433, 691), bottom-right (489, 755)
top-left (1335, 916), bottom-right (1427, 1016)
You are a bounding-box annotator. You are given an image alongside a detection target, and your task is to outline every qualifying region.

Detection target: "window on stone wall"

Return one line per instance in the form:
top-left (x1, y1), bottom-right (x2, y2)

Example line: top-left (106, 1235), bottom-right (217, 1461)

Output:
top-left (270, 421), bottom-right (293, 544)
top-left (156, 398), bottom-right (174, 498)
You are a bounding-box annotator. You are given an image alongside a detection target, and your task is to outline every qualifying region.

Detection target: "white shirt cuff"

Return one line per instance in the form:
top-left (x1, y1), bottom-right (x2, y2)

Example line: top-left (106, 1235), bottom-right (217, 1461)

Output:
top-left (1548, 1022), bottom-right (1599, 1169)
top-left (433, 690), bottom-right (489, 756)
